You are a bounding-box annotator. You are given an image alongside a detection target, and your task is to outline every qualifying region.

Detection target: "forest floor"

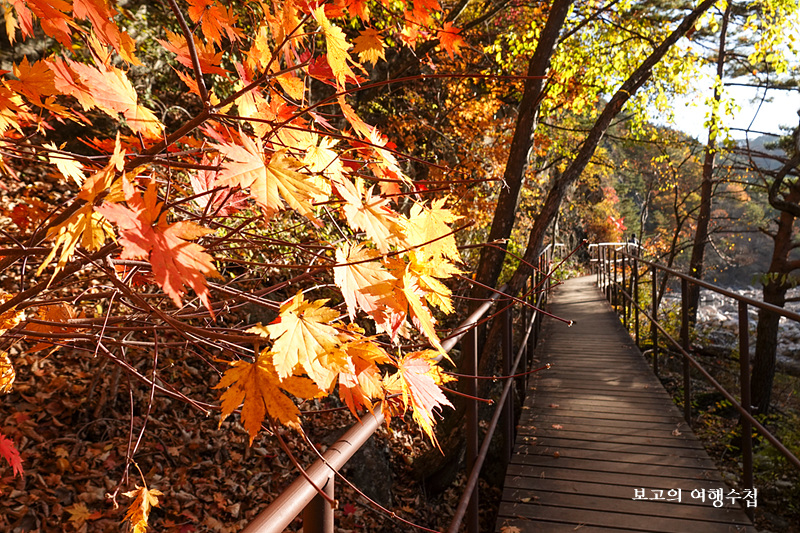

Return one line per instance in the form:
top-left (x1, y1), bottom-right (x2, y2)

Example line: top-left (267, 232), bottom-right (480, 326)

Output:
top-left (0, 342), bottom-right (502, 532)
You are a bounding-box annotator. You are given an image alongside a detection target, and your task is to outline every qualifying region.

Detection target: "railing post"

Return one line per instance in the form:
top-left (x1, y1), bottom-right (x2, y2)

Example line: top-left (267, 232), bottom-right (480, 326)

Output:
top-left (738, 301), bottom-right (754, 520)
top-left (633, 251), bottom-right (640, 347)
top-left (681, 277), bottom-right (692, 426)
top-left (611, 246), bottom-right (619, 314)
top-left (303, 475), bottom-right (334, 533)
top-left (621, 251), bottom-right (627, 327)
top-left (527, 275), bottom-right (535, 372)
top-left (651, 265), bottom-right (659, 376)
top-left (463, 326), bottom-right (479, 533)
top-left (603, 247), bottom-right (610, 300)
top-left (503, 301), bottom-right (514, 463)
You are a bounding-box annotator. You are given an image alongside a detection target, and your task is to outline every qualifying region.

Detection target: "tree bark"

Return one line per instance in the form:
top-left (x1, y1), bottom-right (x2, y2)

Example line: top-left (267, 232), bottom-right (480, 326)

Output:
top-left (468, 0), bottom-right (574, 307)
top-left (752, 152), bottom-right (800, 414)
top-left (686, 1), bottom-right (732, 324)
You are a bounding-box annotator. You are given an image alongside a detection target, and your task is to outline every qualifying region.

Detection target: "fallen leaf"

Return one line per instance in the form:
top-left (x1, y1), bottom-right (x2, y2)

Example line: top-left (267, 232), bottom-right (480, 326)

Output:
top-left (551, 424), bottom-right (563, 430)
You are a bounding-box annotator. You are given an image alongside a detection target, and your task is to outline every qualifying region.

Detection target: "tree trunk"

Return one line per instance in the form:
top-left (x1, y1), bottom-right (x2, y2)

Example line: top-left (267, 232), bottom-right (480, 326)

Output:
top-left (414, 1), bottom-right (573, 492)
top-left (508, 0), bottom-right (716, 294)
top-left (417, 0), bottom-right (718, 491)
top-left (752, 172), bottom-right (800, 414)
top-left (752, 282), bottom-right (786, 415)
top-left (468, 0), bottom-right (574, 307)
top-left (686, 1), bottom-right (732, 324)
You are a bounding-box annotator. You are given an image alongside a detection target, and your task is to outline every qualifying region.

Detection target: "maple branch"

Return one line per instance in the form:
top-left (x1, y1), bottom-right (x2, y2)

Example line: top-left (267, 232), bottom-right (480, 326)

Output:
top-left (166, 0), bottom-right (209, 103)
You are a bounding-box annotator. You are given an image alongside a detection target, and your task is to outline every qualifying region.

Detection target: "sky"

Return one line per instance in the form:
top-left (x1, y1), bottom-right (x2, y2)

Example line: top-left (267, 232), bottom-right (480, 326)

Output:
top-left (668, 84), bottom-right (799, 141)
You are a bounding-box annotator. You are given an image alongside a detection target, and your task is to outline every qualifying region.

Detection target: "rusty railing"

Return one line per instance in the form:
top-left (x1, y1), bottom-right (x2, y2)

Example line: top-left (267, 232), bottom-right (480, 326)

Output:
top-left (591, 242), bottom-right (800, 519)
top-left (243, 244), bottom-right (561, 533)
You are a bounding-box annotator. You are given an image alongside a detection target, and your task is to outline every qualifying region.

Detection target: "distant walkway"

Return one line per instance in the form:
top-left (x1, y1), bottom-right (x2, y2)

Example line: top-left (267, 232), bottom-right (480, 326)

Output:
top-left (495, 276), bottom-right (755, 533)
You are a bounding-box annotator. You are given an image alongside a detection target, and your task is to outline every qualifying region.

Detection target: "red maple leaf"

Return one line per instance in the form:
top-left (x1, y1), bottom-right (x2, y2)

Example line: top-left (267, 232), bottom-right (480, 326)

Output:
top-left (96, 178), bottom-right (220, 315)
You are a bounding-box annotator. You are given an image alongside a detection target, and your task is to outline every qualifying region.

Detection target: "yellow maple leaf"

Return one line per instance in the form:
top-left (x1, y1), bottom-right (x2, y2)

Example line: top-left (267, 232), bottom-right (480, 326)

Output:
top-left (401, 198), bottom-right (462, 262)
top-left (338, 180), bottom-right (403, 253)
top-left (400, 271), bottom-right (447, 359)
top-left (264, 292), bottom-right (342, 389)
top-left (216, 349), bottom-right (323, 443)
top-left (122, 485), bottom-right (162, 533)
top-left (0, 351), bottom-right (15, 394)
top-left (352, 28), bottom-right (385, 66)
top-left (407, 250), bottom-right (461, 314)
top-left (37, 140), bottom-right (125, 277)
top-left (65, 501), bottom-right (99, 528)
top-left (314, 5), bottom-right (360, 88)
top-left (333, 242), bottom-right (395, 320)
top-left (44, 142), bottom-right (86, 186)
top-left (214, 131), bottom-right (326, 222)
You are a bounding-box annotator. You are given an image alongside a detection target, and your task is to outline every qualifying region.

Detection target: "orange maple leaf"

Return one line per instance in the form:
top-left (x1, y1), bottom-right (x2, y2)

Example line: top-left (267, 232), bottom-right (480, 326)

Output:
top-left (11, 0), bottom-right (72, 46)
top-left (438, 21), bottom-right (465, 60)
top-left (216, 349), bottom-right (323, 443)
top-left (384, 351), bottom-right (454, 446)
top-left (24, 303), bottom-right (80, 353)
top-left (73, 0), bottom-right (140, 65)
top-left (352, 28), bottom-right (385, 66)
top-left (336, 335), bottom-right (389, 416)
top-left (7, 58), bottom-right (57, 107)
top-left (186, 0), bottom-right (243, 46)
top-left (122, 485), bottom-right (162, 533)
top-left (410, 0), bottom-right (440, 25)
top-left (47, 58), bottom-right (162, 136)
top-left (157, 29), bottom-right (229, 76)
top-left (95, 178), bottom-right (221, 315)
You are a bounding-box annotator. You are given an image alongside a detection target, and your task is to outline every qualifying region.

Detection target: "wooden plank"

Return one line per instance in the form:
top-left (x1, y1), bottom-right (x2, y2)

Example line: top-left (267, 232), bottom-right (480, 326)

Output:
top-left (505, 463), bottom-right (729, 488)
top-left (500, 489), bottom-right (752, 521)
top-left (497, 501), bottom-right (755, 533)
top-left (495, 275), bottom-right (754, 533)
top-left (515, 430), bottom-right (705, 450)
top-left (512, 437), bottom-right (711, 458)
top-left (510, 454), bottom-right (718, 479)
top-left (502, 477), bottom-right (744, 508)
top-left (516, 446), bottom-right (719, 469)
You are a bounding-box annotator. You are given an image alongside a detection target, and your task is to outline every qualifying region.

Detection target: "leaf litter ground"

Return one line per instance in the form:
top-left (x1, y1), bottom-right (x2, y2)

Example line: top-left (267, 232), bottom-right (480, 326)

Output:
top-left (0, 343), bottom-right (501, 532)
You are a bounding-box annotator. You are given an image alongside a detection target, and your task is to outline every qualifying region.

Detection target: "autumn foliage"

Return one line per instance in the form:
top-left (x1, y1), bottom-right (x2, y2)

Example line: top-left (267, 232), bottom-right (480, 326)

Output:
top-left (0, 0), bottom-right (469, 529)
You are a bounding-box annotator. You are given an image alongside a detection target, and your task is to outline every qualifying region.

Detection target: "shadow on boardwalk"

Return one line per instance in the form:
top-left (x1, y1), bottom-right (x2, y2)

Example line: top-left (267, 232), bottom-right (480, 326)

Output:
top-left (495, 275), bottom-right (755, 533)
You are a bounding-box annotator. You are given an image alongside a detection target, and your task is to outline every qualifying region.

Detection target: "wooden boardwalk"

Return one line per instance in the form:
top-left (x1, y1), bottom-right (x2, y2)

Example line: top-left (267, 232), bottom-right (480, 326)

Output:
top-left (495, 276), bottom-right (755, 533)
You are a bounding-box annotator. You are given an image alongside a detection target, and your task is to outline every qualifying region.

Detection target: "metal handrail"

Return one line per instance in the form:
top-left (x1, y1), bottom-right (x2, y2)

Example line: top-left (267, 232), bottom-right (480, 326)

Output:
top-left (242, 244), bottom-right (557, 533)
top-left (592, 242), bottom-right (800, 519)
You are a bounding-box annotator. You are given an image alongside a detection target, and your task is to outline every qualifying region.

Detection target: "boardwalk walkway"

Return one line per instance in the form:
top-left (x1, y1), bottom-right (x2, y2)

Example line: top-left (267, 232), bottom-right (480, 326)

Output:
top-left (495, 276), bottom-right (755, 533)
